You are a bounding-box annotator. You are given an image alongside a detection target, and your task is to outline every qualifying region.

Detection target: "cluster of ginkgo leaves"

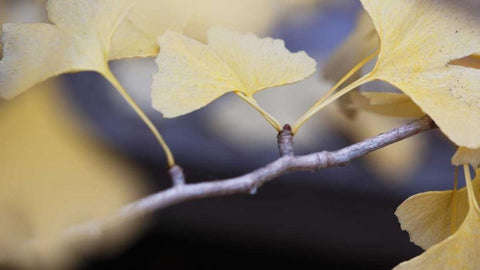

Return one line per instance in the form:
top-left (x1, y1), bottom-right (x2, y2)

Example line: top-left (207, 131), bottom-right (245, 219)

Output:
top-left (1, 0), bottom-right (480, 269)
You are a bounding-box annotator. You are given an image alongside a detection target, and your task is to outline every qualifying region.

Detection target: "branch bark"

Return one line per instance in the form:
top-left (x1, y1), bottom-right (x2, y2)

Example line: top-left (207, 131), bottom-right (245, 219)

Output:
top-left (65, 116), bottom-right (437, 241)
top-left (277, 124), bottom-right (295, 156)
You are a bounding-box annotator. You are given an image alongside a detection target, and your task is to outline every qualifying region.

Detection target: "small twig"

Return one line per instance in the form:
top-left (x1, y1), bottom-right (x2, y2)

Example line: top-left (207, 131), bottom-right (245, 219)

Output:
top-left (277, 124), bottom-right (294, 156)
top-left (169, 165), bottom-right (185, 186)
top-left (64, 116), bottom-right (437, 242)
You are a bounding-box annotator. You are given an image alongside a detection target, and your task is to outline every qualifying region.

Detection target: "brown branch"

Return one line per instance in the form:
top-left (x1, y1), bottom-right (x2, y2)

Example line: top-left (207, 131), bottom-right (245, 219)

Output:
top-left (65, 116), bottom-right (437, 240)
top-left (277, 124), bottom-right (295, 156)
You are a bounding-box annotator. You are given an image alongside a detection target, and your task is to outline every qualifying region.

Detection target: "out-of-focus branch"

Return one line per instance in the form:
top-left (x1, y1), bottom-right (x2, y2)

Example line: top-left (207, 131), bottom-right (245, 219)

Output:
top-left (65, 116), bottom-right (437, 241)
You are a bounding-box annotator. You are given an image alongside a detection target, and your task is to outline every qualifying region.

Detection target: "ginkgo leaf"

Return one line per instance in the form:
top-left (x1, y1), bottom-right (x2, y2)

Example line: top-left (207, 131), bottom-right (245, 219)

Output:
top-left (359, 0), bottom-right (480, 148)
top-left (0, 0), bottom-right (174, 165)
top-left (395, 178), bottom-right (479, 250)
top-left (396, 204), bottom-right (480, 269)
top-left (152, 26), bottom-right (316, 118)
top-left (0, 0), bottom-right (133, 98)
top-left (452, 147), bottom-right (480, 167)
top-left (350, 91), bottom-right (425, 118)
top-left (394, 167), bottom-right (480, 270)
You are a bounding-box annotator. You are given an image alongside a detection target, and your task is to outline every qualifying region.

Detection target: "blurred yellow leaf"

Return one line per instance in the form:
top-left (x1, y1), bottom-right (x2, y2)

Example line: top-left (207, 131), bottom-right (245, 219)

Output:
top-left (453, 147), bottom-right (480, 167)
top-left (360, 0), bottom-right (480, 148)
top-left (109, 0), bottom-right (278, 60)
top-left (109, 0), bottom-right (192, 60)
top-left (183, 0), bottom-right (276, 42)
top-left (276, 0), bottom-right (319, 7)
top-left (0, 82), bottom-right (145, 269)
top-left (394, 167), bottom-right (480, 270)
top-left (0, 0), bottom-right (132, 98)
top-left (152, 26), bottom-right (316, 118)
top-left (350, 91), bottom-right (425, 118)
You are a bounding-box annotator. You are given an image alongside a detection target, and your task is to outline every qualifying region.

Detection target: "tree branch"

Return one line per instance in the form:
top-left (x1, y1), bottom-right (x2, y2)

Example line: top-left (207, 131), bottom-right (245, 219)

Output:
top-left (65, 116), bottom-right (437, 241)
top-left (277, 124), bottom-right (295, 156)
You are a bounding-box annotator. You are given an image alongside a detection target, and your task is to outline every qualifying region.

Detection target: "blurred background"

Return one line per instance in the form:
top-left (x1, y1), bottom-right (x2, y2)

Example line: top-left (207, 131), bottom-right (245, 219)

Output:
top-left (0, 0), bottom-right (459, 269)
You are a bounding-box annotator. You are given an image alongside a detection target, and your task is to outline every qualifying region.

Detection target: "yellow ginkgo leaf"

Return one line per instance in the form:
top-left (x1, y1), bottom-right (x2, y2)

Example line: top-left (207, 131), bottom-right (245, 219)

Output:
top-left (395, 176), bottom-right (479, 250)
top-left (0, 0), bottom-right (132, 98)
top-left (152, 26), bottom-right (316, 120)
top-left (452, 147), bottom-right (480, 167)
top-left (296, 0), bottom-right (480, 140)
top-left (359, 0), bottom-right (480, 148)
top-left (394, 167), bottom-right (480, 270)
top-left (0, 0), bottom-right (175, 166)
top-left (350, 91), bottom-right (425, 118)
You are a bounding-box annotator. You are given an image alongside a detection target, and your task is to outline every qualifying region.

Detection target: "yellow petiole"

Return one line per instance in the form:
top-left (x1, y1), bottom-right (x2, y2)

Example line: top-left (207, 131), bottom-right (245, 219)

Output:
top-left (235, 92), bottom-right (283, 132)
top-left (292, 50), bottom-right (379, 134)
top-left (463, 164), bottom-right (479, 211)
top-left (451, 166), bottom-right (459, 234)
top-left (105, 69), bottom-right (176, 168)
top-left (293, 74), bottom-right (373, 133)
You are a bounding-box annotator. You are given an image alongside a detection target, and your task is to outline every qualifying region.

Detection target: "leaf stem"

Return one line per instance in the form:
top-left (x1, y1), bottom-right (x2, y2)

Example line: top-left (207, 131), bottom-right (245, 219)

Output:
top-left (235, 92), bottom-right (283, 131)
top-left (104, 69), bottom-right (176, 168)
top-left (451, 166), bottom-right (459, 234)
top-left (463, 164), bottom-right (479, 211)
top-left (292, 50), bottom-right (378, 133)
top-left (320, 50), bottom-right (378, 107)
top-left (293, 74), bottom-right (373, 133)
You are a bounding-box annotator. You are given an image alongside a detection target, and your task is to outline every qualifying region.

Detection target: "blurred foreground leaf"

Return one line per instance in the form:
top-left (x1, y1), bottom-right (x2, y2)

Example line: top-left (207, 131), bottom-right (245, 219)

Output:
top-left (0, 81), bottom-right (146, 269)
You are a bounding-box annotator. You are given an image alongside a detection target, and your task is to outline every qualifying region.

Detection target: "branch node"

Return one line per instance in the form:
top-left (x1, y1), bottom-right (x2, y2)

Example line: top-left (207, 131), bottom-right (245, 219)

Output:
top-left (277, 124), bottom-right (294, 157)
top-left (169, 165), bottom-right (186, 186)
